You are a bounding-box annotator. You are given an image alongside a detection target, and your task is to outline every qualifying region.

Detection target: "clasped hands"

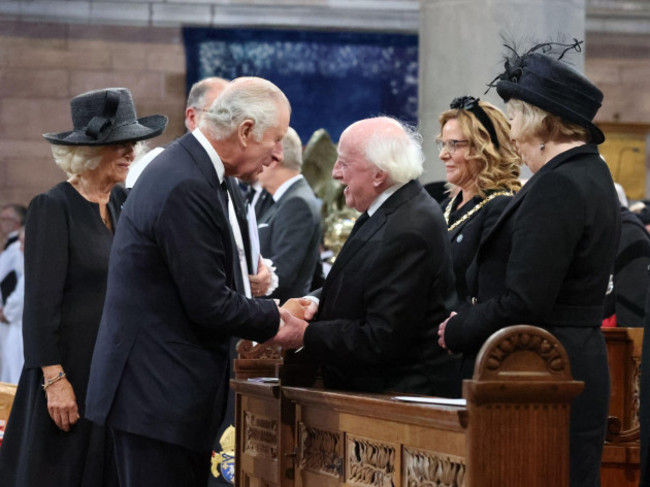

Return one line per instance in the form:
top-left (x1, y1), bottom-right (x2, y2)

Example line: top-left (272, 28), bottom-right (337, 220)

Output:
top-left (264, 297), bottom-right (318, 350)
top-left (437, 311), bottom-right (457, 350)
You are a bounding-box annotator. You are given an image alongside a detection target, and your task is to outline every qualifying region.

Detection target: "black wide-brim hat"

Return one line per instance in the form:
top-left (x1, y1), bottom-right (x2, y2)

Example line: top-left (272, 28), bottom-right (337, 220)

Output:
top-left (43, 87), bottom-right (168, 146)
top-left (496, 52), bottom-right (605, 144)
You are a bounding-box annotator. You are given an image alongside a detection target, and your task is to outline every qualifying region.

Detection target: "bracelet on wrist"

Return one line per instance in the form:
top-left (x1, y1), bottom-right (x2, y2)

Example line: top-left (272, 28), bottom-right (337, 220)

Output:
top-left (42, 371), bottom-right (66, 392)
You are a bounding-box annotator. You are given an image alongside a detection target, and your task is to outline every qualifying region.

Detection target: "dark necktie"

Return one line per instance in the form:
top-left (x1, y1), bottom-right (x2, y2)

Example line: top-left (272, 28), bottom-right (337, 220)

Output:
top-left (348, 212), bottom-right (369, 239)
top-left (221, 180), bottom-right (229, 205)
top-left (245, 186), bottom-right (255, 205)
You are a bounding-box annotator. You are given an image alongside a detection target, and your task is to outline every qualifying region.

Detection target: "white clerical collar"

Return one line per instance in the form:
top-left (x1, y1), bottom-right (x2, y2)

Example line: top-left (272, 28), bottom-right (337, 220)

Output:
top-left (192, 128), bottom-right (225, 184)
top-left (367, 183), bottom-right (404, 217)
top-left (272, 174), bottom-right (303, 202)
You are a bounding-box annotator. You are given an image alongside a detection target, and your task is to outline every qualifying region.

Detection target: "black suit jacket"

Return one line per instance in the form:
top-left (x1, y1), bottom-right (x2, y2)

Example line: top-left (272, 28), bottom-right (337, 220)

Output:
top-left (445, 144), bottom-right (621, 353)
top-left (303, 180), bottom-right (459, 395)
top-left (442, 192), bottom-right (513, 305)
top-left (85, 132), bottom-right (279, 452)
top-left (258, 177), bottom-right (322, 303)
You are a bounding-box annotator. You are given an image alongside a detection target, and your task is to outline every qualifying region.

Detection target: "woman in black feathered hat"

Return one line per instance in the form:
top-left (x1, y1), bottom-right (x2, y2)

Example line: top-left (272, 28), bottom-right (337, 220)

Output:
top-left (0, 88), bottom-right (167, 487)
top-left (437, 40), bottom-right (620, 487)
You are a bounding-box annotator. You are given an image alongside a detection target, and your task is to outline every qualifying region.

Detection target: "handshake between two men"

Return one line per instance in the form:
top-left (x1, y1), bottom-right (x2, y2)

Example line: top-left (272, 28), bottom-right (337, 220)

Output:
top-left (265, 297), bottom-right (318, 351)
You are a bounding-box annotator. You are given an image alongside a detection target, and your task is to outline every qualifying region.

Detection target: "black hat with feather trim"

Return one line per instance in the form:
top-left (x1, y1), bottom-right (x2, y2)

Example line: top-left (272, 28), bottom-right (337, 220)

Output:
top-left (490, 39), bottom-right (605, 144)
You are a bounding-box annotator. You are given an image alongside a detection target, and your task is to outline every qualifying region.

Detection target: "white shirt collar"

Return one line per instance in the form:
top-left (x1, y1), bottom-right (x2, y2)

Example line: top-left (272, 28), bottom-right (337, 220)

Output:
top-left (192, 128), bottom-right (225, 184)
top-left (367, 183), bottom-right (404, 216)
top-left (272, 174), bottom-right (303, 202)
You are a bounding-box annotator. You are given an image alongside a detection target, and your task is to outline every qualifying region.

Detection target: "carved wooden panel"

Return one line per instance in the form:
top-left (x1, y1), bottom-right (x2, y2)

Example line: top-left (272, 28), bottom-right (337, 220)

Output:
top-left (298, 422), bottom-right (343, 478)
top-left (237, 339), bottom-right (283, 360)
top-left (404, 447), bottom-right (466, 487)
top-left (244, 411), bottom-right (278, 459)
top-left (632, 355), bottom-right (640, 428)
top-left (346, 435), bottom-right (396, 487)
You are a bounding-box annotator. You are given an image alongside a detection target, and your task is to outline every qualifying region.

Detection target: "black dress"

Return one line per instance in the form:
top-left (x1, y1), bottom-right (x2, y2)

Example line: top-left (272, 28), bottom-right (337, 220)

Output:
top-left (441, 190), bottom-right (513, 305)
top-left (0, 181), bottom-right (126, 487)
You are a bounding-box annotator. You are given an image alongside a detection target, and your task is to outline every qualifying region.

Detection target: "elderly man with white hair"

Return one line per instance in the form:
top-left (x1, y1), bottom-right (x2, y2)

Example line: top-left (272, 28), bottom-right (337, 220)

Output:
top-left (85, 77), bottom-right (306, 487)
top-left (279, 116), bottom-right (460, 396)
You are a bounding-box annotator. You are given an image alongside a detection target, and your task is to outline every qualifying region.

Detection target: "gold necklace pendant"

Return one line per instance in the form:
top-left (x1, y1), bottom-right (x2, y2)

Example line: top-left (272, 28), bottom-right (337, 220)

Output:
top-left (445, 191), bottom-right (513, 232)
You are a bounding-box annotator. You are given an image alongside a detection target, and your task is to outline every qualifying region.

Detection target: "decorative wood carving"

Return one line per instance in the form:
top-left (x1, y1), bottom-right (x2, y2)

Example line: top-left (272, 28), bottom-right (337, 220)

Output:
top-left (632, 354), bottom-right (640, 428)
top-left (298, 422), bottom-right (343, 478)
top-left (404, 447), bottom-right (466, 487)
top-left (346, 435), bottom-right (396, 486)
top-left (474, 325), bottom-right (571, 381)
top-left (243, 411), bottom-right (278, 458)
top-left (236, 339), bottom-right (283, 360)
top-left (606, 416), bottom-right (640, 443)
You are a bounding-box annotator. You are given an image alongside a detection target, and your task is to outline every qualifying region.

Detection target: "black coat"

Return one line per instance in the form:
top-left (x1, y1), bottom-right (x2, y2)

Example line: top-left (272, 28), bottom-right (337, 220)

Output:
top-left (442, 192), bottom-right (513, 305)
top-left (603, 207), bottom-right (650, 326)
top-left (444, 144), bottom-right (620, 487)
top-left (85, 132), bottom-right (279, 453)
top-left (0, 182), bottom-right (127, 487)
top-left (303, 180), bottom-right (460, 396)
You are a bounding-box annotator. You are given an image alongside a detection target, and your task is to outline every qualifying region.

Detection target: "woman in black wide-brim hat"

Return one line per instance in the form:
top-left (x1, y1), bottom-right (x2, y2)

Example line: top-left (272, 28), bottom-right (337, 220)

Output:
top-left (437, 41), bottom-right (620, 487)
top-left (0, 88), bottom-right (167, 487)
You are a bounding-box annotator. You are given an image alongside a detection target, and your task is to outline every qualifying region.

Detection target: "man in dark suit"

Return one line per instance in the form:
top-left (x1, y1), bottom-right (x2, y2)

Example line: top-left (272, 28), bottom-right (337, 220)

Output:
top-left (184, 76), bottom-right (273, 298)
top-left (281, 117), bottom-right (459, 396)
top-left (257, 127), bottom-right (322, 303)
top-left (85, 77), bottom-right (306, 487)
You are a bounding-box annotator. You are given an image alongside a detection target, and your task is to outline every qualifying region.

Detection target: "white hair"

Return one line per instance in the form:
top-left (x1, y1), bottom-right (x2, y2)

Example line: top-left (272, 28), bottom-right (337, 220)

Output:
top-left (280, 127), bottom-right (302, 171)
top-left (200, 77), bottom-right (290, 142)
top-left (363, 118), bottom-right (424, 184)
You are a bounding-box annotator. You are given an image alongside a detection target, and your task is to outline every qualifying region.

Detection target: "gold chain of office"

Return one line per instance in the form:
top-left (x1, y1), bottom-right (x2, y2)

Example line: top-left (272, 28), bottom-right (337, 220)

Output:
top-left (444, 191), bottom-right (513, 232)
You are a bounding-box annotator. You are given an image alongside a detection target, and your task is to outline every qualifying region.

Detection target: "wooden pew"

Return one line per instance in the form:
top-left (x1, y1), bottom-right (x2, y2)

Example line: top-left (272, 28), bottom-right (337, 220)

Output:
top-left (0, 382), bottom-right (17, 423)
top-left (233, 325), bottom-right (584, 487)
top-left (602, 327), bottom-right (643, 486)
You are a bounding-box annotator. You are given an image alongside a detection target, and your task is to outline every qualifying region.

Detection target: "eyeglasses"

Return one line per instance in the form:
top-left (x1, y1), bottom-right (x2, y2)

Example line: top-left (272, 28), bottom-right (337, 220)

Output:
top-left (436, 139), bottom-right (469, 154)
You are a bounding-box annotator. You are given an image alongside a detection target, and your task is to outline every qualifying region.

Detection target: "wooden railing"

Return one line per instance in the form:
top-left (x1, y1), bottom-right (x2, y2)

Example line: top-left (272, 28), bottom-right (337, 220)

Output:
top-left (233, 325), bottom-right (584, 487)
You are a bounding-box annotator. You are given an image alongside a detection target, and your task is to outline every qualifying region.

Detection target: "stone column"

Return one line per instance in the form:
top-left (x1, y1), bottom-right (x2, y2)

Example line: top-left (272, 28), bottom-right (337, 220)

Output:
top-left (418, 0), bottom-right (586, 184)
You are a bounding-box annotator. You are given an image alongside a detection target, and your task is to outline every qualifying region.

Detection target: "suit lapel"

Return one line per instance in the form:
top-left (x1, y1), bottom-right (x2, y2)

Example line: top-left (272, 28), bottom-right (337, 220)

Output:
top-left (259, 199), bottom-right (279, 224)
top-left (448, 219), bottom-right (464, 241)
top-left (259, 178), bottom-right (303, 225)
top-left (178, 133), bottom-right (220, 193)
top-left (324, 180), bottom-right (421, 286)
top-left (326, 210), bottom-right (387, 284)
top-left (178, 134), bottom-right (242, 290)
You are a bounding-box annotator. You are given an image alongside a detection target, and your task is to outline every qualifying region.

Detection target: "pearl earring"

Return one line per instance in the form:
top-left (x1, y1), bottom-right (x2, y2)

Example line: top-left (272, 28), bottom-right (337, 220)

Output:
top-left (540, 143), bottom-right (545, 152)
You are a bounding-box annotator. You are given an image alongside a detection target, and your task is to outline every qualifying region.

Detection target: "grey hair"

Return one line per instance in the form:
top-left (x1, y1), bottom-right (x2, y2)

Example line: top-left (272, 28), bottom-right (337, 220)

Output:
top-left (363, 118), bottom-right (424, 184)
top-left (200, 77), bottom-right (291, 142)
top-left (51, 145), bottom-right (104, 175)
top-left (280, 127), bottom-right (303, 171)
top-left (51, 142), bottom-right (147, 176)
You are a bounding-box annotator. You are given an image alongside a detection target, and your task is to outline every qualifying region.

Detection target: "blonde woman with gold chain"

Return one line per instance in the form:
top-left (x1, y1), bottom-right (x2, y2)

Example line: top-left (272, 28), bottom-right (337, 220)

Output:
top-left (437, 96), bottom-right (521, 305)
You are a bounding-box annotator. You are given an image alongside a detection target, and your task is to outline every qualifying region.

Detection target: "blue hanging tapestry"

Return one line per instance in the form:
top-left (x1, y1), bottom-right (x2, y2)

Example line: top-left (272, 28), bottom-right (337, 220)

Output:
top-left (183, 27), bottom-right (418, 143)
